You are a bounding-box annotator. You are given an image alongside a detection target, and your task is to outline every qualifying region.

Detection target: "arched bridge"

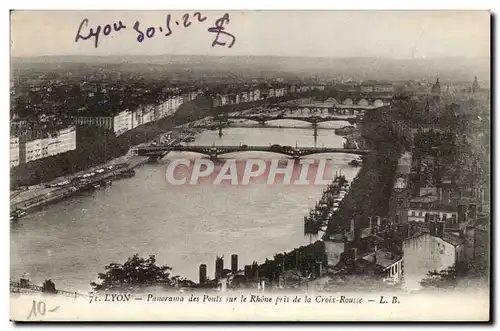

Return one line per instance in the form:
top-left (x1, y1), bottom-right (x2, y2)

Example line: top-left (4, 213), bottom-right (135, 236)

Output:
top-left (272, 106), bottom-right (367, 115)
top-left (137, 145), bottom-right (370, 160)
top-left (221, 114), bottom-right (360, 125)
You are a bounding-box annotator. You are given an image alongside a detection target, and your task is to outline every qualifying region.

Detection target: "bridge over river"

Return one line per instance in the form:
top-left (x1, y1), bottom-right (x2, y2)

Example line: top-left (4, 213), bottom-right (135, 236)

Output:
top-left (222, 114), bottom-right (360, 125)
top-left (137, 144), bottom-right (370, 161)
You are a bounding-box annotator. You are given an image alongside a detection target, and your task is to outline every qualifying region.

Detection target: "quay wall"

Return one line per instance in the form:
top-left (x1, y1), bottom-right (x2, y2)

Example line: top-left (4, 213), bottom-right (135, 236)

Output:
top-left (10, 160), bottom-right (147, 214)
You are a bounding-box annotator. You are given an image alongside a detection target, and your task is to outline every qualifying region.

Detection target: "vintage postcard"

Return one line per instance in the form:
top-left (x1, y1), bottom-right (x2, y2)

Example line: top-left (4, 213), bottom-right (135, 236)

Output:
top-left (9, 10), bottom-right (490, 322)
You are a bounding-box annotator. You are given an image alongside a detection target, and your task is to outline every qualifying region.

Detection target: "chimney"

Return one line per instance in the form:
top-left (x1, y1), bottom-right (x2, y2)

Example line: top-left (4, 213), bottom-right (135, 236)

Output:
top-left (350, 218), bottom-right (355, 233)
top-left (429, 220), bottom-right (436, 236)
top-left (351, 247), bottom-right (358, 261)
top-left (244, 265), bottom-right (252, 279)
top-left (315, 261), bottom-right (323, 278)
top-left (368, 216), bottom-right (373, 230)
top-left (449, 214), bottom-right (457, 227)
top-left (199, 264), bottom-right (207, 285)
top-left (438, 187), bottom-right (443, 202)
top-left (469, 204), bottom-right (477, 219)
top-left (436, 221), bottom-right (445, 238)
top-left (442, 188), bottom-right (451, 205)
top-left (231, 254), bottom-right (238, 273)
top-left (343, 231), bottom-right (349, 253)
top-left (458, 204), bottom-right (467, 223)
top-left (251, 261), bottom-right (259, 278)
top-left (353, 219), bottom-right (362, 248)
top-left (215, 256), bottom-right (224, 280)
top-left (376, 216), bottom-right (381, 228)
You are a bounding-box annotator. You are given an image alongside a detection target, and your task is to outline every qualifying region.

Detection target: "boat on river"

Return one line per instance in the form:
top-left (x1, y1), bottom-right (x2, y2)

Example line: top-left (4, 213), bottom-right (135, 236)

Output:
top-left (10, 208), bottom-right (26, 222)
top-left (102, 180), bottom-right (112, 187)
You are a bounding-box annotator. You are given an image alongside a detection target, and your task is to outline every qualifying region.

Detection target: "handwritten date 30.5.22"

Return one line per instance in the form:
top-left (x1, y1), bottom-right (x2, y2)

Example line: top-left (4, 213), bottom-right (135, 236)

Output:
top-left (75, 12), bottom-right (236, 49)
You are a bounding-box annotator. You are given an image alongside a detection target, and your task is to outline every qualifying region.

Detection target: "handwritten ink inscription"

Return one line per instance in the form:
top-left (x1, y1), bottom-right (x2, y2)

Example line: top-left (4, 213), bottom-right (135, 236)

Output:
top-left (75, 19), bottom-right (126, 48)
top-left (27, 300), bottom-right (60, 320)
top-left (75, 12), bottom-right (236, 49)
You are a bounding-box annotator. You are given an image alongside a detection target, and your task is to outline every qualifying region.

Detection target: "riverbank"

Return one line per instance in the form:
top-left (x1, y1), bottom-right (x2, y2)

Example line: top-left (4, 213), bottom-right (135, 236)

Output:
top-left (10, 127), bottom-right (200, 217)
top-left (325, 107), bottom-right (407, 235)
top-left (10, 97), bottom-right (272, 216)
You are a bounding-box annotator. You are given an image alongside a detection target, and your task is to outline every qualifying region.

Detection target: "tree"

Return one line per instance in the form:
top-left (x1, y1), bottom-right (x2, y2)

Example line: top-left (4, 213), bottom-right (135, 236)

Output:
top-left (90, 254), bottom-right (175, 292)
top-left (42, 279), bottom-right (57, 294)
top-left (420, 267), bottom-right (457, 289)
top-left (420, 262), bottom-right (468, 289)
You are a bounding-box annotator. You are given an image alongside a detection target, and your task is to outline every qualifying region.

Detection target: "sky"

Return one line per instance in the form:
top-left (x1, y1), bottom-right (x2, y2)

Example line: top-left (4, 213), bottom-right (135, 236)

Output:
top-left (10, 10), bottom-right (491, 59)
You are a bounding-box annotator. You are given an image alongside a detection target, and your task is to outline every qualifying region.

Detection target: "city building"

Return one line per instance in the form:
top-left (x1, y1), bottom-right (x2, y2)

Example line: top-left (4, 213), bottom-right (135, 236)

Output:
top-left (358, 249), bottom-right (403, 284)
top-left (464, 216), bottom-right (489, 272)
top-left (373, 84), bottom-right (394, 93)
top-left (389, 152), bottom-right (413, 224)
top-left (431, 78), bottom-right (441, 102)
top-left (70, 115), bottom-right (114, 131)
top-left (325, 216), bottom-right (403, 284)
top-left (15, 126), bottom-right (77, 165)
top-left (249, 89), bottom-right (260, 101)
top-left (49, 126), bottom-right (77, 156)
top-left (10, 136), bottom-right (20, 168)
top-left (113, 110), bottom-right (134, 135)
top-left (71, 94), bottom-right (184, 136)
top-left (472, 76), bottom-right (480, 94)
top-left (402, 219), bottom-right (465, 291)
top-left (360, 85), bottom-right (374, 93)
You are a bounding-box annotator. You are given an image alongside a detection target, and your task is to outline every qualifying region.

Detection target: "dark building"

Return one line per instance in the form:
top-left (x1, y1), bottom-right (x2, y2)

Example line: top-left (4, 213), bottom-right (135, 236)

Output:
top-left (231, 254), bottom-right (238, 273)
top-left (244, 265), bottom-right (252, 279)
top-left (199, 264), bottom-right (207, 284)
top-left (472, 76), bottom-right (480, 94)
top-left (431, 78), bottom-right (441, 95)
top-left (431, 78), bottom-right (441, 103)
top-left (215, 256), bottom-right (224, 280)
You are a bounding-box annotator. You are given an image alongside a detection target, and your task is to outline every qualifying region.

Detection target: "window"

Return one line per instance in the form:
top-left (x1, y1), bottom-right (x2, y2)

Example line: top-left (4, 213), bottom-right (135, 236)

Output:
top-left (419, 211), bottom-right (423, 217)
top-left (395, 264), bottom-right (398, 274)
top-left (411, 211), bottom-right (416, 216)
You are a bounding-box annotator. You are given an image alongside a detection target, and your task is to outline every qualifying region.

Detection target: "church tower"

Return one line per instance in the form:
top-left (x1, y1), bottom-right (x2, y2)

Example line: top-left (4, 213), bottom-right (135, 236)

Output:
top-left (472, 76), bottom-right (480, 94)
top-left (431, 78), bottom-right (441, 103)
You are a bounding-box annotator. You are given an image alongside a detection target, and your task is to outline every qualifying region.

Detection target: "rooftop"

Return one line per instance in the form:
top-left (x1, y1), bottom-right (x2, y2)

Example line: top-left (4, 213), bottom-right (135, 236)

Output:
top-left (362, 250), bottom-right (402, 269)
top-left (442, 232), bottom-right (465, 247)
top-left (410, 194), bottom-right (439, 204)
top-left (396, 152), bottom-right (412, 175)
top-left (404, 231), bottom-right (465, 247)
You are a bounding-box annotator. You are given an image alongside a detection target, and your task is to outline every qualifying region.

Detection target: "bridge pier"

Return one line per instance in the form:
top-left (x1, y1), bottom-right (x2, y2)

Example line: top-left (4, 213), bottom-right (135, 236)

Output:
top-left (312, 122), bottom-right (318, 147)
top-left (218, 126), bottom-right (223, 138)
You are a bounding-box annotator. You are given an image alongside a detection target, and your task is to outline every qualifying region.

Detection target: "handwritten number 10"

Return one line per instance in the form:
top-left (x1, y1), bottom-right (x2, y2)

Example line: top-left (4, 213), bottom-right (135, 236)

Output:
top-left (27, 300), bottom-right (46, 319)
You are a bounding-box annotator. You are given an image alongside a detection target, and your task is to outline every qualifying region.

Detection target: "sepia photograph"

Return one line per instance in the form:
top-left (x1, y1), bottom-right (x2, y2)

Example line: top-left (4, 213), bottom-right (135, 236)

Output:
top-left (8, 9), bottom-right (491, 322)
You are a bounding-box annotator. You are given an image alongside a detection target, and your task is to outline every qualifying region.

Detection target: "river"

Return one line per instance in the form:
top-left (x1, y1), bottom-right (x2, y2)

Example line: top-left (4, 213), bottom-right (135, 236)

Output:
top-left (10, 121), bottom-right (361, 293)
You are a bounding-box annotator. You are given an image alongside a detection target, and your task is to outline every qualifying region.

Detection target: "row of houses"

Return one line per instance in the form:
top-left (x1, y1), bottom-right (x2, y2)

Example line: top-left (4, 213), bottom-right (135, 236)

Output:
top-left (69, 93), bottom-right (191, 136)
top-left (382, 149), bottom-right (488, 289)
top-left (10, 126), bottom-right (77, 168)
top-left (211, 84), bottom-right (326, 108)
top-left (359, 83), bottom-right (394, 94)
